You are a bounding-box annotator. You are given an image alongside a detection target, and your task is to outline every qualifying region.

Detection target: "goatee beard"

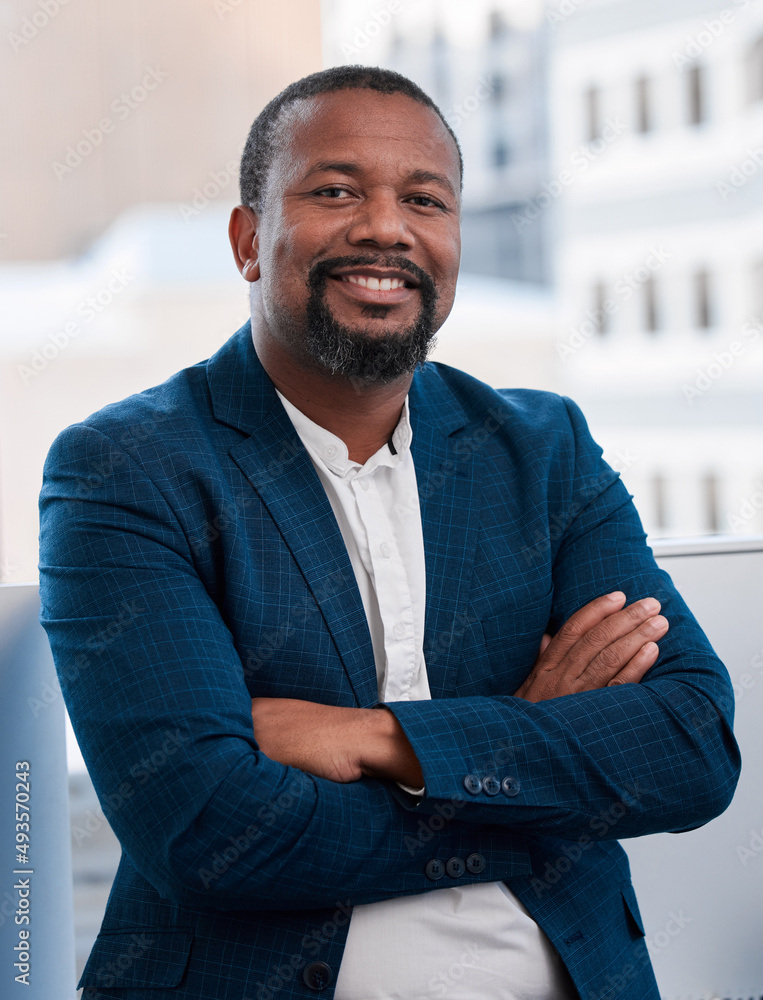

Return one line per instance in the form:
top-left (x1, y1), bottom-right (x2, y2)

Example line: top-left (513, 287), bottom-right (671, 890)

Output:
top-left (303, 255), bottom-right (439, 384)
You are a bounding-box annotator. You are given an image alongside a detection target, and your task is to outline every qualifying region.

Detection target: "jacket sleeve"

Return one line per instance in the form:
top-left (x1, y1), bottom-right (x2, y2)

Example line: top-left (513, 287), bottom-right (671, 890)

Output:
top-left (384, 397), bottom-right (741, 840)
top-left (38, 421), bottom-right (532, 914)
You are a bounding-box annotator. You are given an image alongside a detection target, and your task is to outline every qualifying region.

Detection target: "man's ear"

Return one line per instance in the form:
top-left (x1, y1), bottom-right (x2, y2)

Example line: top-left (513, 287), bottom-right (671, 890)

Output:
top-left (228, 205), bottom-right (260, 282)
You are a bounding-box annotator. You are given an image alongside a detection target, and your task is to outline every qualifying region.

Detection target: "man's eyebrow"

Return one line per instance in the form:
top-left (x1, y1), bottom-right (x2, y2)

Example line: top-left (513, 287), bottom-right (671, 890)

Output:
top-left (301, 161), bottom-right (457, 199)
top-left (302, 161), bottom-right (360, 181)
top-left (406, 169), bottom-right (457, 199)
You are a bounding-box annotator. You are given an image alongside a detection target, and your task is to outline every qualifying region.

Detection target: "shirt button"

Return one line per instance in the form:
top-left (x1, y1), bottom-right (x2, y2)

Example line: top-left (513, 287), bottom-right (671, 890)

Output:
top-left (380, 542), bottom-right (392, 558)
top-left (463, 774), bottom-right (482, 795)
top-left (358, 477), bottom-right (370, 491)
top-left (482, 775), bottom-right (501, 796)
top-left (466, 852), bottom-right (486, 874)
top-left (446, 857), bottom-right (465, 878)
top-left (303, 961), bottom-right (333, 990)
top-left (324, 445), bottom-right (337, 460)
top-left (393, 623), bottom-right (406, 641)
top-left (502, 776), bottom-right (521, 797)
top-left (425, 858), bottom-right (445, 881)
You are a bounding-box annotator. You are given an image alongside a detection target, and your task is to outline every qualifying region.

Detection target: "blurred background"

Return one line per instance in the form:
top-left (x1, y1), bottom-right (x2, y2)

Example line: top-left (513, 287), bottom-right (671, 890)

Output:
top-left (2, 0), bottom-right (763, 984)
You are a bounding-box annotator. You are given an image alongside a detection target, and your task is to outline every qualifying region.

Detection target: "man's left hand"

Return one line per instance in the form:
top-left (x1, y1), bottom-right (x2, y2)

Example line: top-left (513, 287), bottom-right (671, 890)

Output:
top-left (250, 697), bottom-right (424, 786)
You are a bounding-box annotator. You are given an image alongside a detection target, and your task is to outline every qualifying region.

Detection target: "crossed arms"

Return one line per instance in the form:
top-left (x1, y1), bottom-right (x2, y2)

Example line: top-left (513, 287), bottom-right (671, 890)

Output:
top-left (250, 590), bottom-right (670, 787)
top-left (38, 396), bottom-right (740, 913)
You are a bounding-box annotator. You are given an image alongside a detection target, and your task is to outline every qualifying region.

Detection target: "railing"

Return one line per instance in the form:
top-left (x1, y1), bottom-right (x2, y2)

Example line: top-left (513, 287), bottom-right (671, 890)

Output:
top-left (628, 534), bottom-right (763, 999)
top-left (2, 533), bottom-right (761, 999)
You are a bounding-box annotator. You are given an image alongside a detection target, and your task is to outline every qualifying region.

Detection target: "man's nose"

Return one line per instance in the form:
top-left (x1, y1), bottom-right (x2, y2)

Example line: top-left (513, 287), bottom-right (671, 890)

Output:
top-left (345, 191), bottom-right (413, 249)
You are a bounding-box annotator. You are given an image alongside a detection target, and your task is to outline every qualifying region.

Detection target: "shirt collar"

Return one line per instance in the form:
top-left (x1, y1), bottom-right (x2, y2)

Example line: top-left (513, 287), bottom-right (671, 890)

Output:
top-left (276, 390), bottom-right (412, 478)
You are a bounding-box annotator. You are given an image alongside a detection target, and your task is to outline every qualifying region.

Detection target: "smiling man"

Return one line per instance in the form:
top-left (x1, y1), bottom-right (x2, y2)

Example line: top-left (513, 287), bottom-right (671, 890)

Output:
top-left (40, 67), bottom-right (739, 1000)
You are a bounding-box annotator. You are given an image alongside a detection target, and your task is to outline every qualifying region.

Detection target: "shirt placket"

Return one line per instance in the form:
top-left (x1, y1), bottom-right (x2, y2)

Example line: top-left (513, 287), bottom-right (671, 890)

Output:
top-left (351, 469), bottom-right (418, 703)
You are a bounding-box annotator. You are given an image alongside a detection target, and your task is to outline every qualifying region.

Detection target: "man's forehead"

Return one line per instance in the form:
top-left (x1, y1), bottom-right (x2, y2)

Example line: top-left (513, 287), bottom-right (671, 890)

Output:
top-left (271, 89), bottom-right (460, 182)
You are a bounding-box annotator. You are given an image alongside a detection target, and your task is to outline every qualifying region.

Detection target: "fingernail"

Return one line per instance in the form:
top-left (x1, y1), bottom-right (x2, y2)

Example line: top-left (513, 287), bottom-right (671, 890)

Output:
top-left (642, 598), bottom-right (660, 614)
top-left (607, 591), bottom-right (625, 601)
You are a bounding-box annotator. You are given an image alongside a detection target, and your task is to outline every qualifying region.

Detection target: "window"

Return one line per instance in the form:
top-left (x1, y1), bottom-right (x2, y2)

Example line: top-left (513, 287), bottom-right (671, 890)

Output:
top-left (694, 269), bottom-right (712, 329)
top-left (643, 274), bottom-right (659, 332)
top-left (652, 472), bottom-right (668, 532)
top-left (585, 85), bottom-right (601, 142)
top-left (593, 281), bottom-right (609, 335)
top-left (688, 65), bottom-right (706, 125)
top-left (703, 472), bottom-right (720, 533)
top-left (492, 140), bottom-right (510, 168)
top-left (746, 36), bottom-right (763, 102)
top-left (489, 10), bottom-right (508, 40)
top-left (490, 73), bottom-right (506, 102)
top-left (635, 75), bottom-right (652, 133)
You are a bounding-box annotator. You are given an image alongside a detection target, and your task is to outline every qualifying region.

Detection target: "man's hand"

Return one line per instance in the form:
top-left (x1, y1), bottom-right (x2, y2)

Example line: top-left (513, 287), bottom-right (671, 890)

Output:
top-left (514, 591), bottom-right (668, 703)
top-left (250, 697), bottom-right (424, 786)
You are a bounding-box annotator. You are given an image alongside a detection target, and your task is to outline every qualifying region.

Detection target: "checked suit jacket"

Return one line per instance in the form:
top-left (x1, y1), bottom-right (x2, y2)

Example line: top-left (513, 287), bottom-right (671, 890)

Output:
top-left (39, 321), bottom-right (740, 1000)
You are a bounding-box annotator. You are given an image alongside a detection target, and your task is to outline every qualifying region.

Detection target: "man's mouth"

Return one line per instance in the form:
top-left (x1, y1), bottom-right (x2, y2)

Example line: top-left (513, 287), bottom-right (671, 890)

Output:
top-left (340, 274), bottom-right (410, 291)
top-left (327, 267), bottom-right (420, 303)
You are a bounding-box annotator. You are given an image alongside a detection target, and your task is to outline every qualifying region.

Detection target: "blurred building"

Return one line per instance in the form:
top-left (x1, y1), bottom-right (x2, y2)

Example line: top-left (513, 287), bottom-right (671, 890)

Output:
top-left (0, 0), bottom-right (322, 261)
top-left (322, 0), bottom-right (551, 283)
top-left (548, 0), bottom-right (763, 537)
top-left (0, 0), bottom-right (322, 585)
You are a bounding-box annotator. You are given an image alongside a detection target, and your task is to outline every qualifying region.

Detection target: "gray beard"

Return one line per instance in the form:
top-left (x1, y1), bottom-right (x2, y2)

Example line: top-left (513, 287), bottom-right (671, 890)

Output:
top-left (303, 255), bottom-right (439, 384)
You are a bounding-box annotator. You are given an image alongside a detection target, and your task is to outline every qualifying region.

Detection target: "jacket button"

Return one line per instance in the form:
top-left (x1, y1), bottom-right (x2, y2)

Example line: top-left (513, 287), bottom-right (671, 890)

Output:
top-left (463, 774), bottom-right (482, 795)
top-left (303, 961), bottom-right (332, 990)
top-left (482, 775), bottom-right (501, 796)
top-left (502, 776), bottom-right (521, 797)
top-left (425, 858), bottom-right (445, 880)
top-left (446, 857), bottom-right (465, 878)
top-left (466, 852), bottom-right (486, 874)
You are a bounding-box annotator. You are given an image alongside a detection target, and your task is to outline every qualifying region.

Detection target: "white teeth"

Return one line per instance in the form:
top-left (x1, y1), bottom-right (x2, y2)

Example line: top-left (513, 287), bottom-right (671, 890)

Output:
top-left (341, 274), bottom-right (406, 290)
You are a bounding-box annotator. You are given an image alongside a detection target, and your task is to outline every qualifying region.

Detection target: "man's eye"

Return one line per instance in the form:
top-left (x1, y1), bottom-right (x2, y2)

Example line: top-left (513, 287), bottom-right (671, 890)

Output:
top-left (408, 195), bottom-right (443, 209)
top-left (316, 187), bottom-right (350, 198)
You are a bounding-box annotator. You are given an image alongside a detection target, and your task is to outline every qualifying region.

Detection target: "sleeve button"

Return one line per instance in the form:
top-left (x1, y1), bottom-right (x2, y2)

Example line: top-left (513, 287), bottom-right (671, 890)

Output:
top-left (446, 857), bottom-right (465, 878)
top-left (466, 852), bottom-right (486, 874)
top-left (481, 775), bottom-right (501, 796)
top-left (425, 858), bottom-right (445, 880)
top-left (502, 776), bottom-right (521, 797)
top-left (463, 774), bottom-right (482, 795)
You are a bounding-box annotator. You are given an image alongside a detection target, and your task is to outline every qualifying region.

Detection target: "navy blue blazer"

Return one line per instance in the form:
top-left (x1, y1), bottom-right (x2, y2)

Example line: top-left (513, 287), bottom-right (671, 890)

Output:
top-left (39, 322), bottom-right (740, 999)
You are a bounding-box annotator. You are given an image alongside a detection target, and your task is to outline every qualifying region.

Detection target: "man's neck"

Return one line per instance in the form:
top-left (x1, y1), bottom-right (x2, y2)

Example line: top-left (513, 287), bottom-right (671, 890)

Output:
top-left (253, 330), bottom-right (412, 466)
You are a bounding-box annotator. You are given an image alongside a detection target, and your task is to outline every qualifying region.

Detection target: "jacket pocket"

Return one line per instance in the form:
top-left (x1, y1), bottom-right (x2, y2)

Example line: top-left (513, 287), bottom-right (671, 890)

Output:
top-left (78, 927), bottom-right (193, 990)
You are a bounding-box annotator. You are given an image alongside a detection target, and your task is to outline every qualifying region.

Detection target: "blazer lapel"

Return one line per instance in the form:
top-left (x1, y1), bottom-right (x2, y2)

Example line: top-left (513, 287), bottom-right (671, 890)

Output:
top-left (206, 323), bottom-right (483, 706)
top-left (409, 367), bottom-right (481, 700)
top-left (207, 323), bottom-right (378, 708)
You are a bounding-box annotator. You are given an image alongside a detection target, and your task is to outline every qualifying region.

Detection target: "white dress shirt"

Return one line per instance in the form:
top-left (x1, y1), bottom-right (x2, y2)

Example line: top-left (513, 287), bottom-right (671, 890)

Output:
top-left (277, 391), bottom-right (575, 1000)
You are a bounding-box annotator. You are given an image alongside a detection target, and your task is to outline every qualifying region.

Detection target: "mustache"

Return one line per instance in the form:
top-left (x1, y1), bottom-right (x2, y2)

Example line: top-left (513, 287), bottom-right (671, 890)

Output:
top-left (307, 254), bottom-right (437, 302)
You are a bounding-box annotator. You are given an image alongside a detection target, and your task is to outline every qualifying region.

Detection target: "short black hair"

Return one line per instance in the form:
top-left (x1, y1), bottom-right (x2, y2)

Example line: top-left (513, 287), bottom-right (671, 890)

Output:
top-left (239, 65), bottom-right (463, 211)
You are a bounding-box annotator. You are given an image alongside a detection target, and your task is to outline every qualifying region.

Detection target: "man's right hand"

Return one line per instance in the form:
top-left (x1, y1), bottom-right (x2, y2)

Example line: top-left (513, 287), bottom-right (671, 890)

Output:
top-left (514, 591), bottom-right (668, 703)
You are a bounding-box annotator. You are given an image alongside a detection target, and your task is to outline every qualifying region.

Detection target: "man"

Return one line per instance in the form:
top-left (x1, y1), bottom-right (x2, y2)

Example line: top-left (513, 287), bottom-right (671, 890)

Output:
top-left (39, 66), bottom-right (740, 999)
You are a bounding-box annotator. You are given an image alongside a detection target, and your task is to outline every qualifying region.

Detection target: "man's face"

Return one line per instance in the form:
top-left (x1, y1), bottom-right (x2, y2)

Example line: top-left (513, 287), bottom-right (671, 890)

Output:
top-left (250, 88), bottom-right (462, 383)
